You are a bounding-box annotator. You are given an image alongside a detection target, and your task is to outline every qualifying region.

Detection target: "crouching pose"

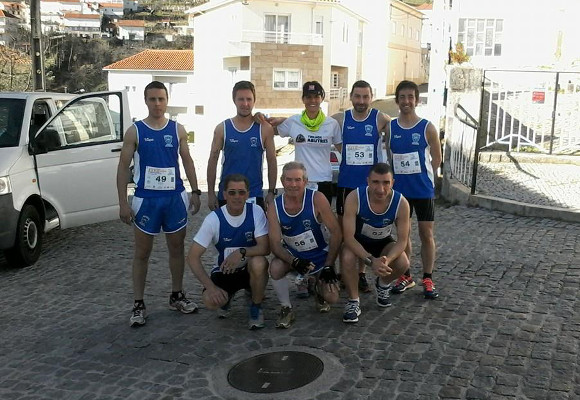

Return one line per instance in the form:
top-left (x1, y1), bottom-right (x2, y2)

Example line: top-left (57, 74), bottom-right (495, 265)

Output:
top-left (267, 162), bottom-right (342, 328)
top-left (187, 174), bottom-right (269, 330)
top-left (341, 163), bottom-right (410, 323)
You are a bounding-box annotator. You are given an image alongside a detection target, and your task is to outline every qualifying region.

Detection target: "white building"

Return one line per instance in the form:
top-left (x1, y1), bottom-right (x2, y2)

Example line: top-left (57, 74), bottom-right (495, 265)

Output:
top-left (0, 8), bottom-right (19, 45)
top-left (98, 2), bottom-right (123, 17)
top-left (427, 0), bottom-right (580, 129)
top-left (1, 1), bottom-right (29, 29)
top-left (103, 49), bottom-right (195, 125)
top-left (116, 19), bottom-right (144, 41)
top-left (62, 12), bottom-right (101, 37)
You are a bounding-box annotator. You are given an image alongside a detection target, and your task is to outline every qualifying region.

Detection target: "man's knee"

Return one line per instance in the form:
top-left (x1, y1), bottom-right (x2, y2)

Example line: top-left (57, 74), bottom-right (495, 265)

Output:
top-left (269, 258), bottom-right (288, 280)
top-left (248, 256), bottom-right (269, 276)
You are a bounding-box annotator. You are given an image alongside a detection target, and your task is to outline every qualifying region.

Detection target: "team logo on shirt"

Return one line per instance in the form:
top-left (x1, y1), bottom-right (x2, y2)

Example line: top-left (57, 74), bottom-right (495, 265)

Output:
top-left (365, 125), bottom-right (373, 136)
top-left (224, 237), bottom-right (232, 242)
top-left (412, 133), bottom-right (421, 145)
top-left (346, 125), bottom-right (355, 130)
top-left (383, 218), bottom-right (392, 226)
top-left (245, 232), bottom-right (254, 241)
top-left (250, 137), bottom-right (258, 147)
top-left (164, 135), bottom-right (174, 147)
top-left (295, 134), bottom-right (306, 143)
top-left (303, 220), bottom-right (311, 229)
top-left (139, 215), bottom-right (150, 226)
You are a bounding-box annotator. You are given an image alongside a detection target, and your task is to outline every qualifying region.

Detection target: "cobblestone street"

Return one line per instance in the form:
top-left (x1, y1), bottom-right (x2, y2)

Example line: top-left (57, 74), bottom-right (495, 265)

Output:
top-left (1, 200), bottom-right (579, 399)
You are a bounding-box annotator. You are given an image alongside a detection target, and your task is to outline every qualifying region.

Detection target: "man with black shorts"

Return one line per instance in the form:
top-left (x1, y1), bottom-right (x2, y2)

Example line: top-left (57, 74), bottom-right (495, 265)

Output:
top-left (187, 174), bottom-right (269, 329)
top-left (267, 162), bottom-right (342, 328)
top-left (117, 81), bottom-right (201, 327)
top-left (207, 81), bottom-right (277, 211)
top-left (388, 80), bottom-right (442, 299)
top-left (341, 163), bottom-right (410, 323)
top-left (333, 80), bottom-right (391, 293)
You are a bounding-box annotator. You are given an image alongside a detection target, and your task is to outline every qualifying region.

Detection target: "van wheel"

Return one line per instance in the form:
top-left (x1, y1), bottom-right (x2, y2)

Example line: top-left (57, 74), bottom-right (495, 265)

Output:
top-left (5, 205), bottom-right (43, 267)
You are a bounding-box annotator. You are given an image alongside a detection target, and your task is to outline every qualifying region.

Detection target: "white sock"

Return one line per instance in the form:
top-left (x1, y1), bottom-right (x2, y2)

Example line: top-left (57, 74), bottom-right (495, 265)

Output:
top-left (271, 276), bottom-right (292, 308)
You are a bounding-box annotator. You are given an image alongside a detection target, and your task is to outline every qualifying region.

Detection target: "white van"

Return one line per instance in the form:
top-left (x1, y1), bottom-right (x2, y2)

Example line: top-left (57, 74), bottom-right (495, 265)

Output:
top-left (0, 91), bottom-right (131, 266)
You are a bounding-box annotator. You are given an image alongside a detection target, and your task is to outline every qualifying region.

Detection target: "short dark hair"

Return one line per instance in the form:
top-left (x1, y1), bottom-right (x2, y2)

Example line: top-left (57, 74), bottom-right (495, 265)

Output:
top-left (369, 162), bottom-right (393, 176)
top-left (223, 173), bottom-right (249, 191)
top-left (350, 80), bottom-right (373, 97)
top-left (395, 80), bottom-right (419, 103)
top-left (232, 81), bottom-right (256, 102)
top-left (302, 81), bottom-right (325, 100)
top-left (144, 81), bottom-right (168, 99)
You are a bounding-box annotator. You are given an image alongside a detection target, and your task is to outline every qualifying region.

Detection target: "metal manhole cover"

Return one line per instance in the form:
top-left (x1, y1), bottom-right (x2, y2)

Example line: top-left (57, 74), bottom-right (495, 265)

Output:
top-left (227, 351), bottom-right (324, 393)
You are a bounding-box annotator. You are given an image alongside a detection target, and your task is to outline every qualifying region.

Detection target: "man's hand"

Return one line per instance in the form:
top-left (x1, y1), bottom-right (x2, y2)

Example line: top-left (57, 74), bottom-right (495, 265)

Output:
top-left (371, 256), bottom-right (393, 277)
top-left (319, 265), bottom-right (340, 293)
top-left (119, 202), bottom-right (134, 225)
top-left (291, 257), bottom-right (315, 275)
top-left (208, 192), bottom-right (219, 211)
top-left (220, 250), bottom-right (245, 274)
top-left (266, 116), bottom-right (286, 127)
top-left (190, 192), bottom-right (201, 215)
top-left (205, 285), bottom-right (230, 306)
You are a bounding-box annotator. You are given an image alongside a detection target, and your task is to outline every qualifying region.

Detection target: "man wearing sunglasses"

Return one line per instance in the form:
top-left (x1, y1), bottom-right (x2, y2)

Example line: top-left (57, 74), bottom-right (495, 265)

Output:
top-left (207, 81), bottom-right (277, 211)
top-left (187, 174), bottom-right (270, 329)
top-left (267, 162), bottom-right (342, 328)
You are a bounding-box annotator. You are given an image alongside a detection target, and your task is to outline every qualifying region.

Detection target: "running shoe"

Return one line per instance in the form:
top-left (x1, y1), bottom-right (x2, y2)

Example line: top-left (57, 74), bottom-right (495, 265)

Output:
top-left (248, 303), bottom-right (265, 330)
top-left (423, 277), bottom-right (439, 299)
top-left (342, 300), bottom-right (361, 323)
top-left (358, 272), bottom-right (371, 293)
top-left (375, 278), bottom-right (392, 308)
top-left (169, 291), bottom-right (198, 314)
top-left (390, 274), bottom-right (416, 294)
top-left (130, 303), bottom-right (146, 327)
top-left (275, 306), bottom-right (295, 329)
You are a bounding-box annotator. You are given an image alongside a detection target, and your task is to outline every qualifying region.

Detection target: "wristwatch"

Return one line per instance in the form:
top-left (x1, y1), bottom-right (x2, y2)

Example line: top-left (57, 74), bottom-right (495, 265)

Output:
top-left (191, 189), bottom-right (202, 195)
top-left (239, 248), bottom-right (246, 259)
top-left (268, 188), bottom-right (278, 195)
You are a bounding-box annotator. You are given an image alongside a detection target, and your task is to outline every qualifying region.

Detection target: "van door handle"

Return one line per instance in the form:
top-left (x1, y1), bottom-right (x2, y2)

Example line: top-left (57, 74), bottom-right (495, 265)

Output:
top-left (111, 148), bottom-right (122, 152)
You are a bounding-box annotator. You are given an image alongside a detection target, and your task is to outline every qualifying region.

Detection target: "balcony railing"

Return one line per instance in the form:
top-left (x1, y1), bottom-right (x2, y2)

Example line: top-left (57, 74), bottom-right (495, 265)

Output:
top-left (241, 30), bottom-right (323, 46)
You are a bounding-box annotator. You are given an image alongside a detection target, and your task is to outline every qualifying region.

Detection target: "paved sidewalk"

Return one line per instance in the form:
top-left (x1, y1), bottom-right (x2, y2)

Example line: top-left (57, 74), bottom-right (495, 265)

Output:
top-left (0, 201), bottom-right (579, 399)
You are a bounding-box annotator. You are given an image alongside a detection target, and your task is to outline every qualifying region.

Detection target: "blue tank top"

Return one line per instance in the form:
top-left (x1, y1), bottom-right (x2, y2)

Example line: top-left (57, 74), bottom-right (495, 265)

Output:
top-left (212, 203), bottom-right (257, 273)
top-left (218, 119), bottom-right (264, 200)
top-left (274, 189), bottom-right (328, 272)
top-left (389, 118), bottom-right (434, 198)
top-left (355, 187), bottom-right (402, 245)
top-left (134, 119), bottom-right (184, 198)
top-left (338, 109), bottom-right (381, 189)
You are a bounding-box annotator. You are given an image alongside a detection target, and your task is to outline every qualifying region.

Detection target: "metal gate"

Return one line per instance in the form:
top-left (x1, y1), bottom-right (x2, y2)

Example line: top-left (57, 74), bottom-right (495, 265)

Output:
top-left (479, 70), bottom-right (580, 155)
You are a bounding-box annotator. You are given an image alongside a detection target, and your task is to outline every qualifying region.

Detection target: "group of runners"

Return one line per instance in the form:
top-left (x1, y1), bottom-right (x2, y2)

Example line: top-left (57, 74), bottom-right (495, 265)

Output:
top-left (117, 77), bottom-right (441, 329)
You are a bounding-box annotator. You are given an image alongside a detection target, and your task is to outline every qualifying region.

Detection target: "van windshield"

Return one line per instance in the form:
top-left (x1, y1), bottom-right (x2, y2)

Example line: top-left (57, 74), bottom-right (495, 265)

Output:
top-left (0, 99), bottom-right (25, 147)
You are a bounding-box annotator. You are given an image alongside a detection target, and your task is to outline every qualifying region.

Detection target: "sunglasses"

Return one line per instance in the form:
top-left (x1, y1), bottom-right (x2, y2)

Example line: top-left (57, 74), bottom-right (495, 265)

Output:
top-left (226, 189), bottom-right (248, 196)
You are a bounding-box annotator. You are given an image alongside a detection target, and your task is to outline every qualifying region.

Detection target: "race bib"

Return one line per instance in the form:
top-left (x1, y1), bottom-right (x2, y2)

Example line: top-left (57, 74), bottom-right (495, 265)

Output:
top-left (283, 230), bottom-right (318, 252)
top-left (224, 247), bottom-right (248, 269)
top-left (361, 223), bottom-right (392, 239)
top-left (392, 152), bottom-right (421, 175)
top-left (346, 144), bottom-right (374, 166)
top-left (144, 166), bottom-right (176, 190)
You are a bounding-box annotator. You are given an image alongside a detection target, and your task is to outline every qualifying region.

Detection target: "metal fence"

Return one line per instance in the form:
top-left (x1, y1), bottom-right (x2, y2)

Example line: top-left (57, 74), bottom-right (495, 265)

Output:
top-left (480, 70), bottom-right (580, 155)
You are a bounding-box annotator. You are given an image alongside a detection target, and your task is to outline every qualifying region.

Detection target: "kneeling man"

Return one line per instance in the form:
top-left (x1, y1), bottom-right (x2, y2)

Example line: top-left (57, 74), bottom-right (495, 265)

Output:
top-left (187, 174), bottom-right (269, 329)
top-left (341, 163), bottom-right (410, 323)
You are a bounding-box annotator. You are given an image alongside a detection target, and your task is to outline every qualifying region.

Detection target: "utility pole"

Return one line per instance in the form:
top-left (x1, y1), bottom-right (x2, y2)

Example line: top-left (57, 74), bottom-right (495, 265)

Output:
top-left (30, 0), bottom-right (45, 91)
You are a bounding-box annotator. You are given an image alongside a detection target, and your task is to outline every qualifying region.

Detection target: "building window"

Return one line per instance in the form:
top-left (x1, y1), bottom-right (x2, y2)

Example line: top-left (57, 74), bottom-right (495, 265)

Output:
top-left (265, 14), bottom-right (290, 43)
top-left (408, 27), bottom-right (412, 38)
top-left (400, 24), bottom-right (405, 36)
top-left (342, 22), bottom-right (349, 43)
top-left (392, 21), bottom-right (396, 35)
top-left (195, 105), bottom-right (204, 115)
top-left (458, 18), bottom-right (503, 56)
top-left (273, 69), bottom-right (301, 90)
top-left (415, 29), bottom-right (419, 41)
top-left (314, 15), bottom-right (323, 36)
top-left (331, 72), bottom-right (339, 88)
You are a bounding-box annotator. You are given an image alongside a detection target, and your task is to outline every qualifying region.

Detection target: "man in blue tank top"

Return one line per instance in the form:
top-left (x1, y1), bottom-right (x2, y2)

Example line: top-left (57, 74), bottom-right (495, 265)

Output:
top-left (117, 81), bottom-right (202, 327)
top-left (207, 81), bottom-right (277, 211)
top-left (187, 174), bottom-right (270, 330)
top-left (267, 162), bottom-right (342, 328)
top-left (333, 80), bottom-right (392, 293)
top-left (341, 163), bottom-right (411, 323)
top-left (388, 80), bottom-right (442, 300)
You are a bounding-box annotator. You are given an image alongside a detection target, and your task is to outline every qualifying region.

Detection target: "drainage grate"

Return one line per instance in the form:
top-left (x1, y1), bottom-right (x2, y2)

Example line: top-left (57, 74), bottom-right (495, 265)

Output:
top-left (227, 351), bottom-right (324, 393)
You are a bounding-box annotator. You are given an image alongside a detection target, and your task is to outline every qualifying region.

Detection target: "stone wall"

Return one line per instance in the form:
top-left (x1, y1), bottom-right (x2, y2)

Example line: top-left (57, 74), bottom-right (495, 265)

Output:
top-left (251, 42), bottom-right (323, 110)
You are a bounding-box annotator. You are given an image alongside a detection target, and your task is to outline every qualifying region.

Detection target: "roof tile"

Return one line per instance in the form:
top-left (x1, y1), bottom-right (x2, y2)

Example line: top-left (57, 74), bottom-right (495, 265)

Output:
top-left (103, 49), bottom-right (194, 71)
